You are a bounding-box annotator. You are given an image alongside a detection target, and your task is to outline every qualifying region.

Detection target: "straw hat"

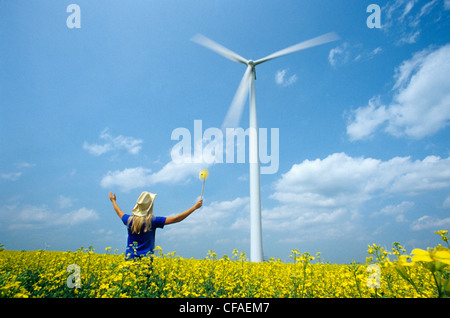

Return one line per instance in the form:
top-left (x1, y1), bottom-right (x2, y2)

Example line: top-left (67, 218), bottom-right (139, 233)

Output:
top-left (132, 191), bottom-right (157, 217)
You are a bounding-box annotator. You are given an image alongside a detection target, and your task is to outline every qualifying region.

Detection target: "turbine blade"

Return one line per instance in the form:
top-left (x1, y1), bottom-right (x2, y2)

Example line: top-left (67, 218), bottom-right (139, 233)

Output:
top-left (191, 34), bottom-right (248, 65)
top-left (254, 32), bottom-right (340, 65)
top-left (221, 66), bottom-right (253, 129)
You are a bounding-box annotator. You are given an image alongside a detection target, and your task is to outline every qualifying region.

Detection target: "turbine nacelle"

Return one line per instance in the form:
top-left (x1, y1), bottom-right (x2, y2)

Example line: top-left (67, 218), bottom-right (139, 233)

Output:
top-left (247, 60), bottom-right (257, 80)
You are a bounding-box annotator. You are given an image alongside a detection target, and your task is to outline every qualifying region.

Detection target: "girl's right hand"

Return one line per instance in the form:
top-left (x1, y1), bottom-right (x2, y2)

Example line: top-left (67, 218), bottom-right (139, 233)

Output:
top-left (194, 199), bottom-right (203, 210)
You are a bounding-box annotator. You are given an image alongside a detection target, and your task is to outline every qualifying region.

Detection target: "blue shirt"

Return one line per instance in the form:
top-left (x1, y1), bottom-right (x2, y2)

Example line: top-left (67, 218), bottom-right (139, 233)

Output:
top-left (121, 214), bottom-right (166, 259)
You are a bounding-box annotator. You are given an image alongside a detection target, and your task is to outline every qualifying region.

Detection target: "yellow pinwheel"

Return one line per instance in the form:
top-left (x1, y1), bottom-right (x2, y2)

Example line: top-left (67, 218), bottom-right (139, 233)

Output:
top-left (199, 169), bottom-right (209, 199)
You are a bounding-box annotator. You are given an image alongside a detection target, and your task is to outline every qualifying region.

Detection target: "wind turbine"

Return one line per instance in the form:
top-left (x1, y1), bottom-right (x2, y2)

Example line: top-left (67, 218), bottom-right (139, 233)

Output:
top-left (192, 32), bottom-right (340, 262)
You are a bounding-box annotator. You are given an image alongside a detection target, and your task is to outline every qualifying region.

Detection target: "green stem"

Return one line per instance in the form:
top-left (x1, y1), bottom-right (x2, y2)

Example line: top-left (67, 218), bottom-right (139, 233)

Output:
top-left (433, 272), bottom-right (442, 298)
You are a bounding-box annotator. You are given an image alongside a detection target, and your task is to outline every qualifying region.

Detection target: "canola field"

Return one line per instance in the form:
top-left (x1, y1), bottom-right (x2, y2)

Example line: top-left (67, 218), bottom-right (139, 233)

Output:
top-left (0, 231), bottom-right (449, 298)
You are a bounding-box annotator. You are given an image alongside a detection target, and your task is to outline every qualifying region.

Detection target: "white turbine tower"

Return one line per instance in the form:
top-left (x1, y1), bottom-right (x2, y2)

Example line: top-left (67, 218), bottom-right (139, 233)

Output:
top-left (192, 32), bottom-right (339, 262)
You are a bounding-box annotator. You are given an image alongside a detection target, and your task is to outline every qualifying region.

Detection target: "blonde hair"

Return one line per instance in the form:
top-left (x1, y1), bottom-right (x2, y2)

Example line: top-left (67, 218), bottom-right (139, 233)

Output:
top-left (127, 214), bottom-right (153, 234)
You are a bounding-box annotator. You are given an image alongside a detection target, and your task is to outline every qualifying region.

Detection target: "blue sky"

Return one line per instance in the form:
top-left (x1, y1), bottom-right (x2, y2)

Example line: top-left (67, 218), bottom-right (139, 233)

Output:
top-left (1, 0), bottom-right (449, 263)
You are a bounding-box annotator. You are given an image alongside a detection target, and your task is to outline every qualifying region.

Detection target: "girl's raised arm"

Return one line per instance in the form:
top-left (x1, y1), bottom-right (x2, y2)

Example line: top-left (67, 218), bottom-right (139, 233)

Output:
top-left (165, 199), bottom-right (202, 225)
top-left (109, 192), bottom-right (125, 220)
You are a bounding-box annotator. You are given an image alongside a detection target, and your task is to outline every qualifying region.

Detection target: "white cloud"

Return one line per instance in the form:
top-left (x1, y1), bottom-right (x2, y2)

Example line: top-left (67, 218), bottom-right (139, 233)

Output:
top-left (419, 0), bottom-right (438, 18)
top-left (149, 159), bottom-right (205, 184)
top-left (272, 153), bottom-right (383, 208)
top-left (371, 47), bottom-right (383, 56)
top-left (399, 0), bottom-right (417, 21)
top-left (59, 207), bottom-right (99, 226)
top-left (1, 162), bottom-right (34, 181)
top-left (101, 167), bottom-right (153, 192)
top-left (15, 162), bottom-right (35, 169)
top-left (275, 69), bottom-right (297, 87)
top-left (100, 159), bottom-right (208, 192)
top-left (7, 205), bottom-right (98, 230)
top-left (397, 30), bottom-right (421, 44)
top-left (1, 172), bottom-right (22, 181)
top-left (383, 0), bottom-right (442, 44)
top-left (17, 205), bottom-right (50, 224)
top-left (392, 48), bottom-right (429, 90)
top-left (278, 153), bottom-right (450, 198)
top-left (93, 228), bottom-right (114, 236)
top-left (56, 195), bottom-right (75, 209)
top-left (411, 215), bottom-right (450, 231)
top-left (346, 97), bottom-right (389, 141)
top-left (101, 137), bottom-right (213, 192)
top-left (328, 42), bottom-right (383, 68)
top-left (443, 196), bottom-right (450, 209)
top-left (83, 128), bottom-right (143, 156)
top-left (372, 201), bottom-right (414, 222)
top-left (263, 204), bottom-right (348, 231)
top-left (347, 45), bottom-right (450, 140)
top-left (445, 0), bottom-right (450, 10)
top-left (328, 43), bottom-right (349, 67)
top-left (266, 153), bottom-right (450, 235)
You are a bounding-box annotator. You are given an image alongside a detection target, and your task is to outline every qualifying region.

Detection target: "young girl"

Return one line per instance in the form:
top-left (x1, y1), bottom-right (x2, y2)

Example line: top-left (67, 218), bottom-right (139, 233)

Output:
top-left (109, 191), bottom-right (202, 260)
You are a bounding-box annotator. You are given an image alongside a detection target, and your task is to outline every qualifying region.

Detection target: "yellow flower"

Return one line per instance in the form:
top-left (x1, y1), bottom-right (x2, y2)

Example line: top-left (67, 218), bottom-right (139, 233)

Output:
top-left (199, 169), bottom-right (209, 180)
top-left (1, 237), bottom-right (447, 298)
top-left (435, 230), bottom-right (449, 245)
top-left (411, 248), bottom-right (433, 263)
top-left (435, 249), bottom-right (450, 265)
top-left (398, 255), bottom-right (415, 267)
top-left (411, 247), bottom-right (450, 271)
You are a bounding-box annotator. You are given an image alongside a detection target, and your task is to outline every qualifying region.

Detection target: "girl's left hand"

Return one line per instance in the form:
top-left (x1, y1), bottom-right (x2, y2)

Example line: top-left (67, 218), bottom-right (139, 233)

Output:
top-left (109, 192), bottom-right (116, 202)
